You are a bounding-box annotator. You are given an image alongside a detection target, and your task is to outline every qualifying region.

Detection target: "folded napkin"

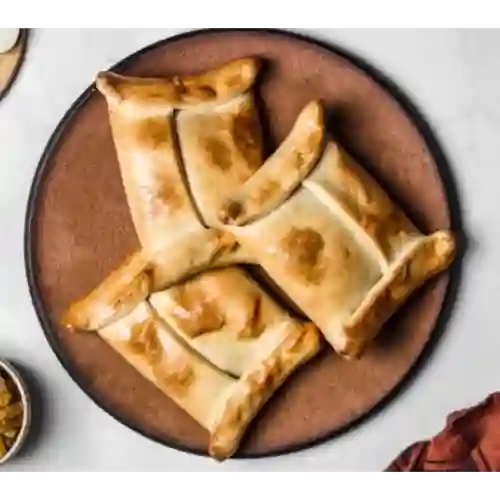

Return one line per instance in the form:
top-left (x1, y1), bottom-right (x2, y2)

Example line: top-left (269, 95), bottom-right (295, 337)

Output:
top-left (386, 392), bottom-right (500, 471)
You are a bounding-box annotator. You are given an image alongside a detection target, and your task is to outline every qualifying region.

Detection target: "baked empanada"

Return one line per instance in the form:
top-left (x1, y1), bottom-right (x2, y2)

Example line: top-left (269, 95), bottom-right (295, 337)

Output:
top-left (98, 294), bottom-right (320, 460)
top-left (220, 137), bottom-right (456, 359)
top-left (95, 57), bottom-right (263, 260)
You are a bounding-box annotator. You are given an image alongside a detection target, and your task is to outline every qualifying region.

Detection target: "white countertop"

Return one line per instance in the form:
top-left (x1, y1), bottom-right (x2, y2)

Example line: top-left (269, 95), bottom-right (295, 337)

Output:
top-left (0, 28), bottom-right (495, 471)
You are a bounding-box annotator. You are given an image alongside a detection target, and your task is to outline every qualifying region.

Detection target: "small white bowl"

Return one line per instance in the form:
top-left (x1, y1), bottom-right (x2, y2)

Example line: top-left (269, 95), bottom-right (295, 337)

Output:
top-left (0, 29), bottom-right (20, 54)
top-left (0, 359), bottom-right (32, 467)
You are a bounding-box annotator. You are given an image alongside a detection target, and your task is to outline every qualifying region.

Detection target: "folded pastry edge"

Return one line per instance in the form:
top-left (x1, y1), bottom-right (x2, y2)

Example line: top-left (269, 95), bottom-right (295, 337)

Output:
top-left (208, 321), bottom-right (322, 461)
top-left (217, 100), bottom-right (326, 227)
top-left (334, 229), bottom-right (456, 359)
top-left (60, 250), bottom-right (153, 332)
top-left (60, 230), bottom-right (258, 334)
top-left (95, 57), bottom-right (262, 110)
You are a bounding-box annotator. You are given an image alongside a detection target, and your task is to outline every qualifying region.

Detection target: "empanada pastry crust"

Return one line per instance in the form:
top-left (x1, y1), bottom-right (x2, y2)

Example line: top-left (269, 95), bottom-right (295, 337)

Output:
top-left (98, 294), bottom-right (320, 461)
top-left (220, 140), bottom-right (456, 359)
top-left (149, 267), bottom-right (313, 377)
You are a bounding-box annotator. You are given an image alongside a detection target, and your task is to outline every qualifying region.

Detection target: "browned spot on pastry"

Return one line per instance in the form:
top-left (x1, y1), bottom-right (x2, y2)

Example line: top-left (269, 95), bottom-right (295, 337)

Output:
top-left (102, 73), bottom-right (215, 106)
top-left (122, 78), bottom-right (176, 101)
top-left (204, 138), bottom-right (233, 171)
top-left (239, 295), bottom-right (265, 339)
top-left (208, 230), bottom-right (240, 264)
top-left (108, 272), bottom-right (151, 319)
top-left (225, 73), bottom-right (243, 91)
top-left (195, 85), bottom-right (217, 99)
top-left (153, 359), bottom-right (194, 397)
top-left (153, 181), bottom-right (185, 214)
top-left (335, 153), bottom-right (416, 258)
top-left (128, 320), bottom-right (163, 364)
top-left (307, 127), bottom-right (323, 152)
top-left (290, 128), bottom-right (322, 172)
top-left (127, 317), bottom-right (194, 395)
top-left (232, 108), bottom-right (262, 170)
top-left (249, 358), bottom-right (283, 394)
top-left (134, 117), bottom-right (172, 150)
top-left (216, 230), bottom-right (239, 252)
top-left (220, 200), bottom-right (243, 224)
top-left (253, 180), bottom-right (280, 206)
top-left (174, 77), bottom-right (217, 101)
top-left (360, 209), bottom-right (413, 259)
top-left (281, 227), bottom-right (325, 285)
top-left (170, 282), bottom-right (224, 338)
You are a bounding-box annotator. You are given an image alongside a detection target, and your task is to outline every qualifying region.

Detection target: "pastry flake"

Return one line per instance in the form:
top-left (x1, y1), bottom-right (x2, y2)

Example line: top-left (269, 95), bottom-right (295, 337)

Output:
top-left (220, 139), bottom-right (456, 359)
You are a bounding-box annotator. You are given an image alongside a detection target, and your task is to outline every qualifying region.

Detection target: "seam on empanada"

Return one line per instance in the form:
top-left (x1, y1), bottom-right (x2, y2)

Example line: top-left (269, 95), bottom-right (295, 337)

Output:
top-left (147, 301), bottom-right (239, 379)
top-left (331, 229), bottom-right (455, 359)
top-left (176, 91), bottom-right (265, 229)
top-left (98, 301), bottom-right (236, 431)
top-left (303, 179), bottom-right (389, 271)
top-left (208, 321), bottom-right (321, 460)
top-left (170, 108), bottom-right (210, 228)
top-left (218, 100), bottom-right (325, 226)
top-left (148, 266), bottom-right (311, 378)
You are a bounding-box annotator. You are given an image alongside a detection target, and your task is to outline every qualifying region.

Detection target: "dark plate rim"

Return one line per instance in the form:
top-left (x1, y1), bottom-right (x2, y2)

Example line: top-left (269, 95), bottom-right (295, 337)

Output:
top-left (23, 28), bottom-right (465, 461)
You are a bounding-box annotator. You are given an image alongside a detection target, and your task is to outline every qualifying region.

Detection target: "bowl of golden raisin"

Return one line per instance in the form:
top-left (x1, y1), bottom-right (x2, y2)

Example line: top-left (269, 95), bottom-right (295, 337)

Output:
top-left (0, 359), bottom-right (31, 466)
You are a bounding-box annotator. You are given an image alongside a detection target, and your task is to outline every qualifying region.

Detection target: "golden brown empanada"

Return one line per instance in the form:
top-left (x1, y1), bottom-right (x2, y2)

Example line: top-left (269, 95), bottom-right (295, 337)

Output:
top-left (220, 139), bottom-right (456, 359)
top-left (95, 57), bottom-right (263, 259)
top-left (98, 294), bottom-right (320, 461)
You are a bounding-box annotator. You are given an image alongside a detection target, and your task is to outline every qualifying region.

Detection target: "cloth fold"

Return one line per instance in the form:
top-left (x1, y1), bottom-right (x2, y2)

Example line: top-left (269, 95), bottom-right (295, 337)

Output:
top-left (386, 392), bottom-right (500, 471)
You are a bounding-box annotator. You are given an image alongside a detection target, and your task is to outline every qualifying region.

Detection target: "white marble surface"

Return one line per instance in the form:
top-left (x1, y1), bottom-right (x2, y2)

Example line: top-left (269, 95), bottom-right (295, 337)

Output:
top-left (0, 28), bottom-right (496, 471)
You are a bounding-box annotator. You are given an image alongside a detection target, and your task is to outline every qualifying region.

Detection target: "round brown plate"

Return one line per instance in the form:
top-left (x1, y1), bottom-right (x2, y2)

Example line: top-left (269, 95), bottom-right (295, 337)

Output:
top-left (24, 29), bottom-right (463, 458)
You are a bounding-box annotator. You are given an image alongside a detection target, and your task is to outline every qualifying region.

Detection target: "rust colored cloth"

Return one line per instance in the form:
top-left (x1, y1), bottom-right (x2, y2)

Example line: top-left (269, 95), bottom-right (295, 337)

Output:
top-left (386, 392), bottom-right (500, 471)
